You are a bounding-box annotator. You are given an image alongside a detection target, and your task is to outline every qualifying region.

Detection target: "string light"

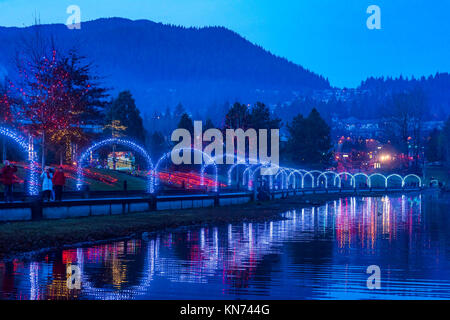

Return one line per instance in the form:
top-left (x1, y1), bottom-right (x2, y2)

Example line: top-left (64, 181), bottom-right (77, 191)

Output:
top-left (225, 163), bottom-right (423, 191)
top-left (0, 126), bottom-right (38, 195)
top-left (76, 138), bottom-right (154, 193)
top-left (154, 148), bottom-right (219, 192)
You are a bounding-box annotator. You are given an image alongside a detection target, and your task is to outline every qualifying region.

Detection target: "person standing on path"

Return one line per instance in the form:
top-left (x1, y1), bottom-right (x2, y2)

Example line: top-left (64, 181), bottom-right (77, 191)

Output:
top-left (40, 166), bottom-right (53, 202)
top-left (52, 166), bottom-right (66, 201)
top-left (1, 160), bottom-right (17, 203)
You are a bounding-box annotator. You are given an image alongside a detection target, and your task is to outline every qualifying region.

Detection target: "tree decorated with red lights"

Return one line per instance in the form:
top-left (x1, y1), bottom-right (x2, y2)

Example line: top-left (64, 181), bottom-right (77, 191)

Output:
top-left (12, 46), bottom-right (108, 164)
top-left (0, 92), bottom-right (13, 124)
top-left (0, 82), bottom-right (14, 124)
top-left (0, 85), bottom-right (14, 163)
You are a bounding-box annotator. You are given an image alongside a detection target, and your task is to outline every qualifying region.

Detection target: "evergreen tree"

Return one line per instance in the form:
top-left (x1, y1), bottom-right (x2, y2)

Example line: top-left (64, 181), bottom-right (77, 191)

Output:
top-left (174, 103), bottom-right (185, 119)
top-left (224, 102), bottom-right (250, 129)
top-left (177, 113), bottom-right (194, 135)
top-left (249, 102), bottom-right (281, 129)
top-left (105, 91), bottom-right (146, 143)
top-left (286, 108), bottom-right (332, 166)
top-left (12, 46), bottom-right (108, 164)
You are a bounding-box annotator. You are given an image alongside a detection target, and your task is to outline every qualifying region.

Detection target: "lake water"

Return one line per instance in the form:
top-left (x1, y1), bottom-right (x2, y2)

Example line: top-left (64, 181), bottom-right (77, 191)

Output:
top-left (1, 194), bottom-right (449, 300)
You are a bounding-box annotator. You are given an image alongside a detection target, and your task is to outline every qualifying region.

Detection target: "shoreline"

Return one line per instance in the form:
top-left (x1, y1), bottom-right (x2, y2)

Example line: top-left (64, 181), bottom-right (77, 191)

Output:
top-left (0, 192), bottom-right (421, 260)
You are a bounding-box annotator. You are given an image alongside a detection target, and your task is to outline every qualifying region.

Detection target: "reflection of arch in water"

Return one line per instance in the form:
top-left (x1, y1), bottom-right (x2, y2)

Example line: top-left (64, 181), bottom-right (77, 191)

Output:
top-left (403, 174), bottom-right (422, 188)
top-left (0, 126), bottom-right (38, 195)
top-left (76, 138), bottom-right (154, 193)
top-left (316, 171), bottom-right (340, 188)
top-left (78, 240), bottom-right (158, 300)
top-left (369, 173), bottom-right (387, 188)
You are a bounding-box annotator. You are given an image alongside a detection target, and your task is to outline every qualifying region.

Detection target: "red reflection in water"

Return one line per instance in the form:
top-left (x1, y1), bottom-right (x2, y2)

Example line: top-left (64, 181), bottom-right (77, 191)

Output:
top-left (0, 196), bottom-right (429, 300)
top-left (335, 197), bottom-right (420, 250)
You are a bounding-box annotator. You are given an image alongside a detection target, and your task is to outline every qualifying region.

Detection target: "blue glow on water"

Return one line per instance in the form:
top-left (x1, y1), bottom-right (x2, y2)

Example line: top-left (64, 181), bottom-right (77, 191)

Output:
top-left (0, 194), bottom-right (449, 300)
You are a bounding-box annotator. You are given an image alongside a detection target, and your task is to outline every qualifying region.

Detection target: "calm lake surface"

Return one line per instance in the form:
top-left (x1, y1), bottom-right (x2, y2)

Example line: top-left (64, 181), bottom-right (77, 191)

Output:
top-left (1, 194), bottom-right (449, 300)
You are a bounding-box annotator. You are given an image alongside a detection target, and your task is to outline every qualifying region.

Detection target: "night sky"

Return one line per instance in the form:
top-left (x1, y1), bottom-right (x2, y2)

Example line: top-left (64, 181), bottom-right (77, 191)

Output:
top-left (0, 0), bottom-right (448, 87)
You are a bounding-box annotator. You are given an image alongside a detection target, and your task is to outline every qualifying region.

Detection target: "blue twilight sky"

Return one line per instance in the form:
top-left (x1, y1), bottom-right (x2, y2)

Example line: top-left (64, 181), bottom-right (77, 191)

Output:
top-left (0, 0), bottom-right (448, 88)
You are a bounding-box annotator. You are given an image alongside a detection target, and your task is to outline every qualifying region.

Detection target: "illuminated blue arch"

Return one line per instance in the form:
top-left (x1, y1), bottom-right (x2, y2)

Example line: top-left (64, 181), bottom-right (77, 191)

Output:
top-left (199, 153), bottom-right (220, 192)
top-left (242, 165), bottom-right (255, 189)
top-left (386, 174), bottom-right (404, 188)
top-left (76, 138), bottom-right (154, 193)
top-left (403, 174), bottom-right (422, 188)
top-left (287, 169), bottom-right (303, 189)
top-left (335, 172), bottom-right (355, 188)
top-left (274, 167), bottom-right (289, 190)
top-left (242, 162), bottom-right (267, 190)
top-left (0, 126), bottom-right (38, 195)
top-left (155, 147), bottom-right (218, 192)
top-left (225, 155), bottom-right (257, 187)
top-left (354, 173), bottom-right (370, 188)
top-left (369, 173), bottom-right (387, 188)
top-left (317, 171), bottom-right (340, 188)
top-left (245, 162), bottom-right (266, 190)
top-left (298, 170), bottom-right (322, 189)
top-left (301, 171), bottom-right (315, 188)
top-left (249, 162), bottom-right (279, 191)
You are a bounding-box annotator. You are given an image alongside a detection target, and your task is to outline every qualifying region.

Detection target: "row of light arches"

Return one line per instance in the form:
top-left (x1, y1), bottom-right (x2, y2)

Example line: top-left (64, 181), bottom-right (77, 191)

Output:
top-left (0, 129), bottom-right (422, 195)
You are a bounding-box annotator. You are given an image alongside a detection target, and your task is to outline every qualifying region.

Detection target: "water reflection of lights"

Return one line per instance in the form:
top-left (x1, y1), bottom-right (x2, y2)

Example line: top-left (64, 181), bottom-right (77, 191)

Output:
top-left (0, 196), bottom-right (425, 300)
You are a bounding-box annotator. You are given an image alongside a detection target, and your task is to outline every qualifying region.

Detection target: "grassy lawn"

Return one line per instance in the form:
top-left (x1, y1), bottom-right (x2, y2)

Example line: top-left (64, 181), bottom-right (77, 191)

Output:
top-left (66, 168), bottom-right (148, 191)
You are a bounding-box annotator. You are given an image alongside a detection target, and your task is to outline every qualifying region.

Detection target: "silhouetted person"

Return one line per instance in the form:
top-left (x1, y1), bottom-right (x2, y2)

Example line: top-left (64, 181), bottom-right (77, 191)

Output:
top-left (124, 180), bottom-right (128, 193)
top-left (1, 160), bottom-right (17, 203)
top-left (52, 166), bottom-right (66, 201)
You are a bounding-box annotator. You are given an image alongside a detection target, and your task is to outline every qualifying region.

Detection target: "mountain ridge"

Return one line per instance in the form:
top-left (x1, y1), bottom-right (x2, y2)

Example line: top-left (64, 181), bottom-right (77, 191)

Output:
top-left (0, 17), bottom-right (330, 114)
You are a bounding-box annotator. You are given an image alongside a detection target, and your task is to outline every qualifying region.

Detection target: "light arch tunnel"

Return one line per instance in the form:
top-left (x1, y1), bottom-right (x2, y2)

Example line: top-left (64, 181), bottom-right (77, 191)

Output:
top-left (76, 141), bottom-right (221, 193)
top-left (75, 140), bottom-right (422, 193)
top-left (226, 163), bottom-right (422, 191)
top-left (0, 126), bottom-right (39, 195)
